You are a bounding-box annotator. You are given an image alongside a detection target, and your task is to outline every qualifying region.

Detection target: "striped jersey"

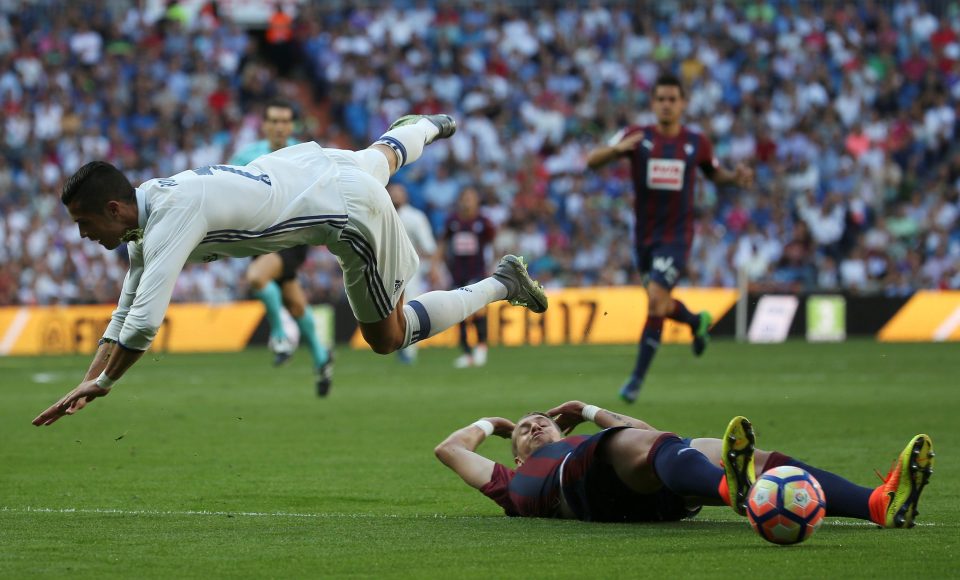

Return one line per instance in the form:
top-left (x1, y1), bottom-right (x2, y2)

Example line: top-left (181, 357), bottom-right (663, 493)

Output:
top-left (612, 125), bottom-right (717, 247)
top-left (480, 434), bottom-right (592, 518)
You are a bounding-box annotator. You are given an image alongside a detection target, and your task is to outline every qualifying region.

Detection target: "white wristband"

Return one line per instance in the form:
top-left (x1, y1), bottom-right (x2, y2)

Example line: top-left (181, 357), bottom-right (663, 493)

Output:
top-left (582, 405), bottom-right (601, 422)
top-left (472, 419), bottom-right (495, 437)
top-left (95, 371), bottom-right (116, 389)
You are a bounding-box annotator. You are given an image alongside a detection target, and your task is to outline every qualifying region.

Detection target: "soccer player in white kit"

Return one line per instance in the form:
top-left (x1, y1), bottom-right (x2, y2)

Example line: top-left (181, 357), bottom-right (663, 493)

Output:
top-left (387, 182), bottom-right (440, 364)
top-left (33, 115), bottom-right (548, 426)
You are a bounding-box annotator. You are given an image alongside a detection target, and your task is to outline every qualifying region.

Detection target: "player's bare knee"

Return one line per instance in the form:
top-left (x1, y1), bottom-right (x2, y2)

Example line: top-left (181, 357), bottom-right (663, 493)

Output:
top-left (366, 336), bottom-right (401, 355)
top-left (648, 295), bottom-right (671, 317)
top-left (287, 303), bottom-right (305, 318)
top-left (606, 428), bottom-right (660, 470)
top-left (246, 271), bottom-right (266, 290)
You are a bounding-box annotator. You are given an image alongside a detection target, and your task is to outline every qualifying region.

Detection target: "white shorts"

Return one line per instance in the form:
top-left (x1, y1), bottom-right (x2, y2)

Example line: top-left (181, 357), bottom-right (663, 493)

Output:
top-left (324, 149), bottom-right (419, 323)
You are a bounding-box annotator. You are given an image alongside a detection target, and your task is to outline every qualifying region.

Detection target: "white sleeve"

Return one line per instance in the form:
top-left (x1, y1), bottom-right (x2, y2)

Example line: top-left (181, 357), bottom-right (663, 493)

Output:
top-left (118, 202), bottom-right (207, 351)
top-left (413, 211), bottom-right (437, 256)
top-left (103, 242), bottom-right (144, 342)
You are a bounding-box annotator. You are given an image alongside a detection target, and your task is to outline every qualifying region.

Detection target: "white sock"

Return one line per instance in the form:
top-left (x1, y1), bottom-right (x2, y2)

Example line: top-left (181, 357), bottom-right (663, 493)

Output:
top-left (402, 278), bottom-right (507, 347)
top-left (375, 119), bottom-right (439, 168)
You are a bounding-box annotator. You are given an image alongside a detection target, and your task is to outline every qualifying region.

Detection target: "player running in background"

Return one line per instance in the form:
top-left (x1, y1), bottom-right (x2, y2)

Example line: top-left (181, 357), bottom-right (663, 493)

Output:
top-left (441, 186), bottom-right (495, 368)
top-left (436, 400), bottom-right (934, 528)
top-left (33, 114), bottom-right (548, 426)
top-left (586, 73), bottom-right (753, 402)
top-left (229, 100), bottom-right (333, 396)
top-left (388, 182), bottom-right (440, 364)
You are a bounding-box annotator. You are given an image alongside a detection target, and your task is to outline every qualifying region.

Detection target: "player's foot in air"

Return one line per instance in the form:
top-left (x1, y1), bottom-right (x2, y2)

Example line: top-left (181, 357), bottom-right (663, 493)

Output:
top-left (869, 434), bottom-right (935, 528)
top-left (692, 311), bottom-right (712, 357)
top-left (721, 415), bottom-right (756, 516)
top-left (618, 376), bottom-right (641, 404)
top-left (269, 336), bottom-right (294, 367)
top-left (388, 114), bottom-right (457, 143)
top-left (493, 255), bottom-right (548, 314)
top-left (315, 352), bottom-right (334, 397)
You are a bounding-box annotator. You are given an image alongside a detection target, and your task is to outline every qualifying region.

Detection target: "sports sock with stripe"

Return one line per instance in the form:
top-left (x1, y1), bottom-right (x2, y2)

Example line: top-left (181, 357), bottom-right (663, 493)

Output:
top-left (401, 278), bottom-right (507, 348)
top-left (374, 119), bottom-right (440, 169)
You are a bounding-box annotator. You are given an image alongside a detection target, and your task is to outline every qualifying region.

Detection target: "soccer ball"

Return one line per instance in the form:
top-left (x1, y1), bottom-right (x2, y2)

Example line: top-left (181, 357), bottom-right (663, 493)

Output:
top-left (746, 466), bottom-right (826, 545)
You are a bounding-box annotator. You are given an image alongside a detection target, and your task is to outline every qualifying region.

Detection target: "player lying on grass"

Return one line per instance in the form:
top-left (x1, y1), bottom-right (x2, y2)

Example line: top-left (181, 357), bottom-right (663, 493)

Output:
top-left (32, 114), bottom-right (548, 426)
top-left (435, 400), bottom-right (934, 528)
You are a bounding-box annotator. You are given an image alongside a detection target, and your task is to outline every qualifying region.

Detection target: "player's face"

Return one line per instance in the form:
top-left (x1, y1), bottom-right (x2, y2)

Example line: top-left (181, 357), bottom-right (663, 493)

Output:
top-left (263, 107), bottom-right (294, 149)
top-left (67, 201), bottom-right (130, 250)
top-left (457, 188), bottom-right (479, 217)
top-left (513, 414), bottom-right (562, 463)
top-left (652, 85), bottom-right (685, 126)
top-left (387, 184), bottom-right (407, 209)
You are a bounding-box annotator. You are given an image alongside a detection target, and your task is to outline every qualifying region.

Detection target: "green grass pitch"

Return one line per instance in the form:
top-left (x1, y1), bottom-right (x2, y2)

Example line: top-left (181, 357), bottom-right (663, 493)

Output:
top-left (1, 341), bottom-right (957, 577)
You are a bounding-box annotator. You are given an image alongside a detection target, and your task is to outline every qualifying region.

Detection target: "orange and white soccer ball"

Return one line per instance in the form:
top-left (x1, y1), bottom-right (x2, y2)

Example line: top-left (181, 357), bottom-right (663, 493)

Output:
top-left (746, 465), bottom-right (826, 545)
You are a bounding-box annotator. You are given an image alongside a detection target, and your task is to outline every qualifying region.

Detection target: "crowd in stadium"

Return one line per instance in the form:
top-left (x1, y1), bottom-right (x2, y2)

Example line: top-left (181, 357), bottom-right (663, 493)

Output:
top-left (1, 0), bottom-right (959, 308)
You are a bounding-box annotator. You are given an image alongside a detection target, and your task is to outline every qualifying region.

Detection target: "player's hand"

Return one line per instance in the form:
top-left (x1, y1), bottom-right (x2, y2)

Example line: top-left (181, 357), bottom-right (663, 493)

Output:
top-left (32, 379), bottom-right (111, 426)
top-left (613, 132), bottom-right (645, 154)
top-left (484, 417), bottom-right (516, 438)
top-left (546, 400), bottom-right (588, 435)
top-left (733, 163), bottom-right (754, 189)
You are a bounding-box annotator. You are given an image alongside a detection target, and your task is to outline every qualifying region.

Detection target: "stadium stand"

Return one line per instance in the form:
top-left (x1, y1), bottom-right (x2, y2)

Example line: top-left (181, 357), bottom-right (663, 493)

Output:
top-left (1, 0), bottom-right (957, 308)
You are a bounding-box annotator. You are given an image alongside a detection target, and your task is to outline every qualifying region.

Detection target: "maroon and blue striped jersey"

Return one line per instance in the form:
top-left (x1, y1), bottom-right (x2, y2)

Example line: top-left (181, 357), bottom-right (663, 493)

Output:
top-left (443, 214), bottom-right (495, 285)
top-left (478, 429), bottom-right (699, 522)
top-left (479, 434), bottom-right (592, 518)
top-left (614, 125), bottom-right (718, 248)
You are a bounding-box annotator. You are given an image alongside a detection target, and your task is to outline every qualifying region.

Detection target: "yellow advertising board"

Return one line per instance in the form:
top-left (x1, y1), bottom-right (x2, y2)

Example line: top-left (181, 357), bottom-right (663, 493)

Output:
top-left (0, 302), bottom-right (265, 356)
top-left (351, 286), bottom-right (739, 349)
top-left (877, 291), bottom-right (960, 342)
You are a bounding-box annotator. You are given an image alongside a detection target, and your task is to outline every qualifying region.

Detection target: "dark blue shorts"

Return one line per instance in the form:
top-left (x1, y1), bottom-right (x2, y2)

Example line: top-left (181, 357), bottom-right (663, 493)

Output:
top-left (277, 245), bottom-right (309, 283)
top-left (636, 243), bottom-right (688, 290)
top-left (560, 428), bottom-right (700, 523)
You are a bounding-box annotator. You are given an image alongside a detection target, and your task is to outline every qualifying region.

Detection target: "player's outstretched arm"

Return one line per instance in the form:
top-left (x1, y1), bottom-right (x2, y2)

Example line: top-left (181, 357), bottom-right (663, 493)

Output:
top-left (32, 344), bottom-right (145, 426)
top-left (547, 401), bottom-right (656, 433)
top-left (586, 131), bottom-right (645, 169)
top-left (435, 417), bottom-right (514, 490)
top-left (709, 163), bottom-right (754, 189)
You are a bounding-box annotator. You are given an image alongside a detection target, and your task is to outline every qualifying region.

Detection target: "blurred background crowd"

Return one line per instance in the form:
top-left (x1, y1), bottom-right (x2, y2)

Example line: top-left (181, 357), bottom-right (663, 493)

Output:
top-left (1, 0), bottom-right (959, 308)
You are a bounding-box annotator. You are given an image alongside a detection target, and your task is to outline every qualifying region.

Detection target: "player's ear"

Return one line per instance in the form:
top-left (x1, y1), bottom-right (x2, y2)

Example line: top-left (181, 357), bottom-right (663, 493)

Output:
top-left (106, 200), bottom-right (121, 218)
top-left (514, 455), bottom-right (523, 467)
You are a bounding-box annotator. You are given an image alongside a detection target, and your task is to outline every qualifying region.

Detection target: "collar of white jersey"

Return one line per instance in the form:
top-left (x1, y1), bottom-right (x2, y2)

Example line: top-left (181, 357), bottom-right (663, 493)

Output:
top-left (136, 187), bottom-right (148, 228)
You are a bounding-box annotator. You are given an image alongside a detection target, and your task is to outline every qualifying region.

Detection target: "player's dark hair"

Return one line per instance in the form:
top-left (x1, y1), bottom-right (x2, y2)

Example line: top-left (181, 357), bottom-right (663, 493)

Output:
top-left (511, 412), bottom-right (562, 457)
top-left (263, 99), bottom-right (297, 120)
top-left (654, 73), bottom-right (685, 98)
top-left (61, 161), bottom-right (135, 214)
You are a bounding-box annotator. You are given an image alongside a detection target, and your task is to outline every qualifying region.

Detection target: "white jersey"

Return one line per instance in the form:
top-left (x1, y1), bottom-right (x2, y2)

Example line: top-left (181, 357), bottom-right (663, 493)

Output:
top-left (396, 204), bottom-right (437, 299)
top-left (105, 142), bottom-right (412, 349)
top-left (397, 204), bottom-right (436, 259)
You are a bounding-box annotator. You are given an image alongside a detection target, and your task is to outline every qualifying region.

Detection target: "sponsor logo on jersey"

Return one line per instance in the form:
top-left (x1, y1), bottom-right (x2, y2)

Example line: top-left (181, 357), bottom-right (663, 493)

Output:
top-left (646, 158), bottom-right (686, 191)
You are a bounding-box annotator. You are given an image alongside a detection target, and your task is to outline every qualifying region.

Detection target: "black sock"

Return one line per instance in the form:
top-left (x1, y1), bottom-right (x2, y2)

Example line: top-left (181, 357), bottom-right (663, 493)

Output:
top-left (630, 316), bottom-right (663, 381)
top-left (458, 322), bottom-right (471, 354)
top-left (475, 315), bottom-right (488, 344)
top-left (668, 299), bottom-right (699, 327)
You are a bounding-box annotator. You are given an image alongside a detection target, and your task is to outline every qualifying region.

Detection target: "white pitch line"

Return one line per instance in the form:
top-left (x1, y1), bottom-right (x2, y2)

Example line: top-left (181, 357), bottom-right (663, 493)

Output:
top-left (0, 507), bottom-right (938, 526)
